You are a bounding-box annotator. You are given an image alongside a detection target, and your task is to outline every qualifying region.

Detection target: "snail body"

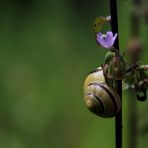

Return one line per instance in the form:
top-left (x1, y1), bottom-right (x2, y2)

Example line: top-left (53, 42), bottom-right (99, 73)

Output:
top-left (83, 67), bottom-right (121, 118)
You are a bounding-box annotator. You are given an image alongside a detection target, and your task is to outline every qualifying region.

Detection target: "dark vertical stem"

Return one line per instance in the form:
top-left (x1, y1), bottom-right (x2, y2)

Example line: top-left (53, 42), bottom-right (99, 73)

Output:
top-left (115, 80), bottom-right (122, 148)
top-left (109, 0), bottom-right (119, 50)
top-left (109, 1), bottom-right (122, 148)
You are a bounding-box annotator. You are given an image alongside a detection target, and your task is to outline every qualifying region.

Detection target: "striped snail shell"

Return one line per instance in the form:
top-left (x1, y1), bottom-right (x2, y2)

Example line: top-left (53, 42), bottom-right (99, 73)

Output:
top-left (83, 66), bottom-right (121, 118)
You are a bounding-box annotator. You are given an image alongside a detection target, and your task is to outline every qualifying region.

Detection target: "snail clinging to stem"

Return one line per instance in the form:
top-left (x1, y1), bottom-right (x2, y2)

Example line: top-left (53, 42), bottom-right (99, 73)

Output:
top-left (83, 66), bottom-right (121, 118)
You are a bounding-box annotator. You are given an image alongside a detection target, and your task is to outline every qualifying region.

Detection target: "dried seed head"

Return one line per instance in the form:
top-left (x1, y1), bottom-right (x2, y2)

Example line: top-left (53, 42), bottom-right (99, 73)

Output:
top-left (127, 38), bottom-right (142, 62)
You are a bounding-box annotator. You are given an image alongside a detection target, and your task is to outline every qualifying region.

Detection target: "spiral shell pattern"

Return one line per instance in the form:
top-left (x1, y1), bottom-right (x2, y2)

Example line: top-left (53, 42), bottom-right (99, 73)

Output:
top-left (83, 67), bottom-right (121, 118)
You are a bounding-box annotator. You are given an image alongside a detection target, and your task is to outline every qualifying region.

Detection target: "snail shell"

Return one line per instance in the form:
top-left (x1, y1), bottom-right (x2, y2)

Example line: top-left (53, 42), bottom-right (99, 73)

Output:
top-left (83, 67), bottom-right (121, 118)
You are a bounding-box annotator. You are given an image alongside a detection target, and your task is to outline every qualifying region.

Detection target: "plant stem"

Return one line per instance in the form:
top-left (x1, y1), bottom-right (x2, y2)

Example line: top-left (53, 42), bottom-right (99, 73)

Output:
top-left (128, 91), bottom-right (137, 148)
top-left (109, 0), bottom-right (122, 148)
top-left (128, 0), bottom-right (141, 147)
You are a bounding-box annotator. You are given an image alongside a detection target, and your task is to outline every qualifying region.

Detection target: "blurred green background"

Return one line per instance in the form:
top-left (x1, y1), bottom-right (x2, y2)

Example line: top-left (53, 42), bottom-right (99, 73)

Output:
top-left (0, 0), bottom-right (148, 148)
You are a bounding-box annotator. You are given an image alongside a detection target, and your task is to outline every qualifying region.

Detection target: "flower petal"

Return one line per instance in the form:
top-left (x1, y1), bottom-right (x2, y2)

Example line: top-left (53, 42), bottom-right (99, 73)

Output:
top-left (96, 34), bottom-right (106, 47)
top-left (105, 32), bottom-right (114, 48)
top-left (107, 31), bottom-right (113, 38)
top-left (96, 31), bottom-right (117, 49)
top-left (113, 33), bottom-right (118, 43)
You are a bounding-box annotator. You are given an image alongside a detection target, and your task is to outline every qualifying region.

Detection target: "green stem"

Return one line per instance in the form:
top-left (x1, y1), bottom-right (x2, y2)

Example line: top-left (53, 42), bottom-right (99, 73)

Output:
top-left (128, 0), bottom-right (141, 147)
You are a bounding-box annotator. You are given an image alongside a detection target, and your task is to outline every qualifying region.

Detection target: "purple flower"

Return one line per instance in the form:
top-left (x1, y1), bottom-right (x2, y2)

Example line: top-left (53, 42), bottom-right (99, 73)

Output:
top-left (96, 31), bottom-right (118, 49)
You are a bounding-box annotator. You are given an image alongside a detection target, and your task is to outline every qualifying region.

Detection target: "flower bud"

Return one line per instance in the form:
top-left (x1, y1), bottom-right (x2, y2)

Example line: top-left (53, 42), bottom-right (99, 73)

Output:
top-left (103, 55), bottom-right (126, 80)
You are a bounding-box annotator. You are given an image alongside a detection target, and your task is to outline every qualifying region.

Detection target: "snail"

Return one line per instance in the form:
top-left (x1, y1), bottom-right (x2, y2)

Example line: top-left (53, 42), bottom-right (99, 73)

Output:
top-left (83, 66), bottom-right (121, 118)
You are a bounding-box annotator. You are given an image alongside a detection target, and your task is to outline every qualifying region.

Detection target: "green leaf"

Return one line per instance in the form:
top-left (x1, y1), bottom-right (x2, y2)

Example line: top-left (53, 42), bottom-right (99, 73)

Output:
top-left (93, 16), bottom-right (110, 34)
top-left (104, 51), bottom-right (115, 64)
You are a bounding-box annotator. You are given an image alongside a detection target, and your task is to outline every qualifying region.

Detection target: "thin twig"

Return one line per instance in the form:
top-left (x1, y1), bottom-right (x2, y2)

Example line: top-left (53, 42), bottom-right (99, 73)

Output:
top-left (109, 0), bottom-right (122, 148)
